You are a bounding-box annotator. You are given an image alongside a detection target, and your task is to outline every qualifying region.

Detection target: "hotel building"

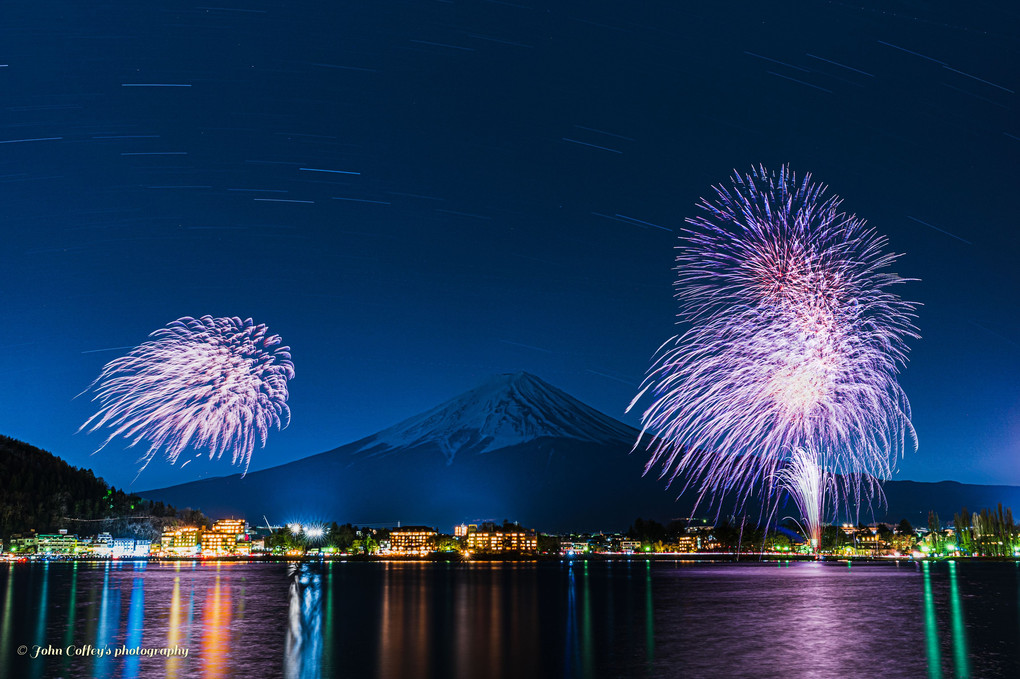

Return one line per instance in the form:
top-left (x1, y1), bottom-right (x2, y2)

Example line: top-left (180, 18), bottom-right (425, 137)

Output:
top-left (38, 531), bottom-right (78, 556)
top-left (465, 524), bottom-right (538, 553)
top-left (389, 526), bottom-right (437, 555)
top-left (162, 527), bottom-right (203, 556)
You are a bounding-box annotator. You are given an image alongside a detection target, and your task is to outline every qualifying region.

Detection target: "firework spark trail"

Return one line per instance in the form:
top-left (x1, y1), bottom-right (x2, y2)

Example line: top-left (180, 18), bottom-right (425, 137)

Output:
top-left (774, 448), bottom-right (836, 549)
top-left (629, 165), bottom-right (917, 524)
top-left (80, 315), bottom-right (294, 474)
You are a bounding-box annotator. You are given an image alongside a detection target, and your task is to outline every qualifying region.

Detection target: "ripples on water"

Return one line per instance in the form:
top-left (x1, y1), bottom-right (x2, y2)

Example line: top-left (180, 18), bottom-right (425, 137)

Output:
top-left (1, 559), bottom-right (1018, 678)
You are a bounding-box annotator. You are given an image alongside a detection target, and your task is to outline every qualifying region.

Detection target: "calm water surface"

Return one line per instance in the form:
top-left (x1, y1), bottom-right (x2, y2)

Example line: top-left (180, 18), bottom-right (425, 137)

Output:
top-left (2, 559), bottom-right (1018, 678)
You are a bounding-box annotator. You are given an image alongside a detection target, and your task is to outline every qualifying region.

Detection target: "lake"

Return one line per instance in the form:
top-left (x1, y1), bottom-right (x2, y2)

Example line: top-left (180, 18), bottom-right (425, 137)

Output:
top-left (2, 559), bottom-right (1018, 678)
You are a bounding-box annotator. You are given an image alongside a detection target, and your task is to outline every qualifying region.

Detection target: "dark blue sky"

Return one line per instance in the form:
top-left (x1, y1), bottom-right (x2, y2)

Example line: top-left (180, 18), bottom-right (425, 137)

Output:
top-left (1, 1), bottom-right (1016, 490)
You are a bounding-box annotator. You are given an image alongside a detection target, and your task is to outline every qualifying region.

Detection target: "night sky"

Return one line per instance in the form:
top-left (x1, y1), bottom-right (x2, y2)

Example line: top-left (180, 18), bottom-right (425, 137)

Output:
top-left (2, 1), bottom-right (1016, 491)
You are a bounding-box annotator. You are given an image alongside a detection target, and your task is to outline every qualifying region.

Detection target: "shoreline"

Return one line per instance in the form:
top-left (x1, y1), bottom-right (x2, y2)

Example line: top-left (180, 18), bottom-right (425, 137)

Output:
top-left (5, 553), bottom-right (1019, 564)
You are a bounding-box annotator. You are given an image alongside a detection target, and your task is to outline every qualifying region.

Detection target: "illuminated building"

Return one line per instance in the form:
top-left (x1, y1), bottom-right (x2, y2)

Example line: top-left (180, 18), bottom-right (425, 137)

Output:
top-left (157, 532), bottom-right (173, 556)
top-left (454, 524), bottom-right (470, 538)
top-left (673, 535), bottom-right (699, 553)
top-left (856, 528), bottom-right (889, 555)
top-left (89, 532), bottom-right (114, 558)
top-left (212, 518), bottom-right (247, 535)
top-left (112, 538), bottom-right (137, 558)
top-left (160, 527), bottom-right (202, 556)
top-left (33, 531), bottom-right (77, 556)
top-left (201, 531), bottom-right (233, 556)
top-left (560, 541), bottom-right (589, 554)
top-left (9, 533), bottom-right (39, 554)
top-left (619, 539), bottom-right (642, 553)
top-left (465, 525), bottom-right (538, 553)
top-left (838, 525), bottom-right (893, 556)
top-left (200, 518), bottom-right (250, 556)
top-left (389, 526), bottom-right (437, 555)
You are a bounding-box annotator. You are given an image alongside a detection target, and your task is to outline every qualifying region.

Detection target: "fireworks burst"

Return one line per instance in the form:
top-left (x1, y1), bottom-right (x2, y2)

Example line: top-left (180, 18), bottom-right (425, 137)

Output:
top-left (80, 315), bottom-right (294, 474)
top-left (630, 165), bottom-right (917, 525)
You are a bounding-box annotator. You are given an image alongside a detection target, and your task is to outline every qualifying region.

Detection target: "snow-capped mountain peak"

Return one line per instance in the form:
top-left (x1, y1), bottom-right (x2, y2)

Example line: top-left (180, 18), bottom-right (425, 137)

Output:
top-left (353, 371), bottom-right (637, 463)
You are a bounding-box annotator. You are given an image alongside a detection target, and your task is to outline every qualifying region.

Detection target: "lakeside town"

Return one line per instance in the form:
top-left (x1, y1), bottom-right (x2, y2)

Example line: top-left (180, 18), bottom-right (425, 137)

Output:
top-left (4, 505), bottom-right (1018, 561)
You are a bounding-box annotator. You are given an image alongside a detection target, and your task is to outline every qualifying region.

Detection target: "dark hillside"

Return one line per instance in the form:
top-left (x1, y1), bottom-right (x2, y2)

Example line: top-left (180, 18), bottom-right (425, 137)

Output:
top-left (0, 435), bottom-right (207, 539)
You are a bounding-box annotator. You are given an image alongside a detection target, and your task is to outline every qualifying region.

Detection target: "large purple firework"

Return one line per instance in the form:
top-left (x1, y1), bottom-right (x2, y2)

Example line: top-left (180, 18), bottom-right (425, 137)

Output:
top-left (81, 315), bottom-right (294, 474)
top-left (630, 165), bottom-right (918, 525)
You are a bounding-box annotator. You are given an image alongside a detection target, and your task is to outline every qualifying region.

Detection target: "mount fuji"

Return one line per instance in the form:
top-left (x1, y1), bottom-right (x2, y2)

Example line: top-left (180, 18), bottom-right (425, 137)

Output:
top-left (142, 372), bottom-right (691, 532)
top-left (347, 372), bottom-right (637, 462)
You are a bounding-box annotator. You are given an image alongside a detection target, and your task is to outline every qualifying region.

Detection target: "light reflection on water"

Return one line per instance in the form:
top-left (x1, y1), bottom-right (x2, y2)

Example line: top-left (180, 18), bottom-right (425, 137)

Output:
top-left (0, 564), bottom-right (13, 671)
top-left (923, 561), bottom-right (943, 679)
top-left (285, 563), bottom-right (322, 679)
top-left (203, 571), bottom-right (230, 679)
top-left (948, 561), bottom-right (970, 679)
top-left (123, 566), bottom-right (145, 679)
top-left (167, 571), bottom-right (185, 679)
top-left (0, 559), bottom-right (1018, 678)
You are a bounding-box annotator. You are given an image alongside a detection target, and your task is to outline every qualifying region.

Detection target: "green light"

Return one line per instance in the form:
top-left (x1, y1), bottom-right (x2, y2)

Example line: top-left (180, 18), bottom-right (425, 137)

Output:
top-left (948, 561), bottom-right (970, 678)
top-left (921, 561), bottom-right (943, 679)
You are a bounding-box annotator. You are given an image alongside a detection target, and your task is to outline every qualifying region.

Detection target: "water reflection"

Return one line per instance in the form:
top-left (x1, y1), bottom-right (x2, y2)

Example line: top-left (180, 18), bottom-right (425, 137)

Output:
top-left (28, 562), bottom-right (50, 679)
top-left (94, 562), bottom-right (119, 679)
top-left (564, 563), bottom-right (579, 677)
top-left (486, 566), bottom-right (502, 678)
top-left (644, 560), bottom-right (654, 667)
top-left (947, 561), bottom-right (969, 679)
top-left (61, 562), bottom-right (78, 676)
top-left (0, 559), bottom-right (661, 678)
top-left (921, 560), bottom-right (976, 679)
top-left (124, 566), bottom-right (146, 679)
top-left (0, 560), bottom-right (1015, 678)
top-left (564, 561), bottom-right (595, 679)
top-left (322, 561), bottom-right (335, 677)
top-left (780, 560), bottom-right (860, 676)
top-left (582, 562), bottom-right (593, 675)
top-left (285, 562), bottom-right (323, 679)
top-left (0, 565), bottom-right (14, 679)
top-left (921, 561), bottom-right (942, 679)
top-left (204, 571), bottom-right (231, 679)
top-left (167, 574), bottom-right (184, 679)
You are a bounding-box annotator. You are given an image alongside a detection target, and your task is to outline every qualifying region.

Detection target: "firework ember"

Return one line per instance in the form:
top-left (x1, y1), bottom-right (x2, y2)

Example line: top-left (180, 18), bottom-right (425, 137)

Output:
top-left (630, 165), bottom-right (917, 526)
top-left (81, 315), bottom-right (294, 473)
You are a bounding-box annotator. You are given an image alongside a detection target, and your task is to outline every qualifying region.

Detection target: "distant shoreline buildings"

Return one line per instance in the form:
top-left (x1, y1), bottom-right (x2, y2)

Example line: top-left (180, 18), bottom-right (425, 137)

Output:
top-left (4, 518), bottom-right (251, 559)
top-left (3, 509), bottom-right (1018, 561)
